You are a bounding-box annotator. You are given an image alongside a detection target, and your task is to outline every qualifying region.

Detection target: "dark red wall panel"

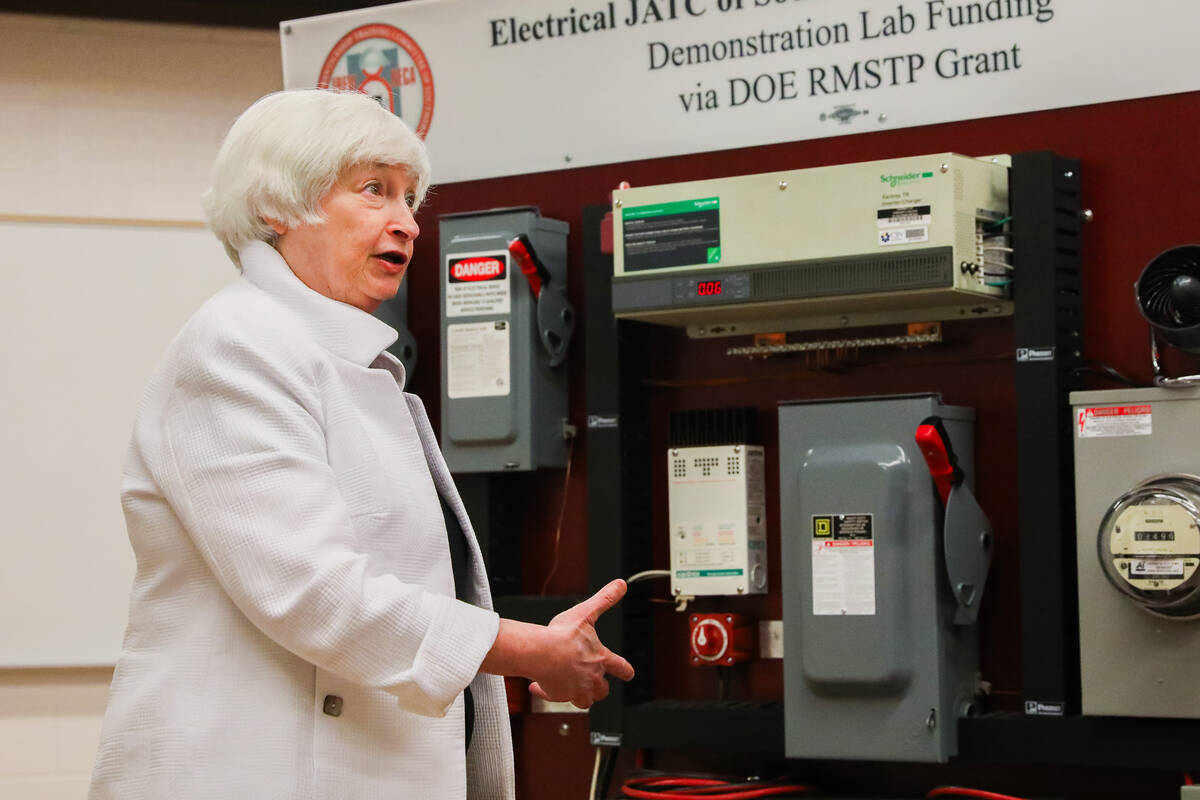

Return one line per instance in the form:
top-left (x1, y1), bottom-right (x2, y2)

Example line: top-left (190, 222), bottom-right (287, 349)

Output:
top-left (405, 90), bottom-right (1200, 799)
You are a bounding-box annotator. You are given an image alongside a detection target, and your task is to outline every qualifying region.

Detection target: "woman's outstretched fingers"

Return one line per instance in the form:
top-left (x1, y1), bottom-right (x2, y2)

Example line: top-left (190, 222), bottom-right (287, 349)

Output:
top-left (572, 578), bottom-right (628, 625)
top-left (604, 649), bottom-right (635, 682)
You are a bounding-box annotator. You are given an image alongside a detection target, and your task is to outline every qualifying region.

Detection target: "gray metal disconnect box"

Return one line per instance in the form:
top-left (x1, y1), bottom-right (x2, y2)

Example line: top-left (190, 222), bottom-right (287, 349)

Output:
top-left (778, 394), bottom-right (980, 763)
top-left (439, 207), bottom-right (570, 473)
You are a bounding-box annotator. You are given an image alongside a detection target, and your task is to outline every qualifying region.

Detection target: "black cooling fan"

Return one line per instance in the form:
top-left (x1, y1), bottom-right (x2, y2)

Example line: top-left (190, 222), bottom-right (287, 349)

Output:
top-left (1136, 244), bottom-right (1200, 352)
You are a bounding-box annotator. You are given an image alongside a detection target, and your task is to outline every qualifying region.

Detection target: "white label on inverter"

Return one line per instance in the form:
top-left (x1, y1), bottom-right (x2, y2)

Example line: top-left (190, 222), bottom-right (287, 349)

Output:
top-left (877, 205), bottom-right (932, 228)
top-left (446, 321), bottom-right (510, 399)
top-left (811, 513), bottom-right (875, 616)
top-left (1077, 405), bottom-right (1152, 438)
top-left (446, 251), bottom-right (511, 318)
top-left (878, 226), bottom-right (928, 247)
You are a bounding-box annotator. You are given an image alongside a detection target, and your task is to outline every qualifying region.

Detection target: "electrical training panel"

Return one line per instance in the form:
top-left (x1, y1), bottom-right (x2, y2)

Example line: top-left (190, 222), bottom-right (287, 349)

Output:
top-left (611, 153), bottom-right (1011, 336)
top-left (439, 207), bottom-right (570, 473)
top-left (1073, 386), bottom-right (1200, 718)
top-left (779, 394), bottom-right (983, 763)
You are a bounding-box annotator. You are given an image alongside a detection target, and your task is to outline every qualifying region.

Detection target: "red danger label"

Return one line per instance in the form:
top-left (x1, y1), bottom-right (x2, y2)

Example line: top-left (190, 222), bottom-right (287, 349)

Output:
top-left (449, 255), bottom-right (506, 282)
top-left (1077, 404), bottom-right (1153, 438)
top-left (1086, 405), bottom-right (1151, 417)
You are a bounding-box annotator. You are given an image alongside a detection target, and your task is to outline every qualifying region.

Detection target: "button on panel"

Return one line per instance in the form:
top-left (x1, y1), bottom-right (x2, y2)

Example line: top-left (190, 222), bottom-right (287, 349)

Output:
top-left (323, 694), bottom-right (343, 717)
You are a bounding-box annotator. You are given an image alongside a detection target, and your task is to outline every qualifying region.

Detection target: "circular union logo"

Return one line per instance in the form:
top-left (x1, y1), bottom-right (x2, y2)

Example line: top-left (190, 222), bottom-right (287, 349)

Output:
top-left (318, 24), bottom-right (434, 138)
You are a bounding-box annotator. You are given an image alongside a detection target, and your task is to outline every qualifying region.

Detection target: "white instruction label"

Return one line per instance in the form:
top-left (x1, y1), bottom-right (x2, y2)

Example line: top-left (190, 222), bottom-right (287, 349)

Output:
top-left (1077, 405), bottom-right (1152, 438)
top-left (674, 520), bottom-right (742, 574)
top-left (446, 251), bottom-right (511, 318)
top-left (811, 514), bottom-right (876, 616)
top-left (447, 321), bottom-right (510, 399)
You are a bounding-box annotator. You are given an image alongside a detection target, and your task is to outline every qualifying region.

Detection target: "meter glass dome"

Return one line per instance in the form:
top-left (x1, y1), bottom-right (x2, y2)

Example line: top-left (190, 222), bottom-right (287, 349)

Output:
top-left (1097, 476), bottom-right (1200, 618)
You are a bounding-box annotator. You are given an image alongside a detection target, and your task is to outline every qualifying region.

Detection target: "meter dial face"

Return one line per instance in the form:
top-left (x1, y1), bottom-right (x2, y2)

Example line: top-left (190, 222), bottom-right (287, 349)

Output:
top-left (1098, 479), bottom-right (1200, 616)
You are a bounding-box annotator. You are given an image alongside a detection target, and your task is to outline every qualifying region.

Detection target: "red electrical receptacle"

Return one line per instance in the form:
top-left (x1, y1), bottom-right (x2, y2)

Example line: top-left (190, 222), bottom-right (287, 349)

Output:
top-left (688, 613), bottom-right (755, 666)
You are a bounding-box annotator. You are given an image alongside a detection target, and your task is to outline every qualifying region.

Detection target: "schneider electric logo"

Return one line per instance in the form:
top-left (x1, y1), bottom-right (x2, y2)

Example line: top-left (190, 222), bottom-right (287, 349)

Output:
top-left (880, 171), bottom-right (934, 188)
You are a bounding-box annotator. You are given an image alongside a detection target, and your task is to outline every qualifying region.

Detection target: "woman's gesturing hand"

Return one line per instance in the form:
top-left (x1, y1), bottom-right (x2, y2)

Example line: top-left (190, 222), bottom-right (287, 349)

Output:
top-left (528, 579), bottom-right (636, 708)
top-left (482, 578), bottom-right (635, 709)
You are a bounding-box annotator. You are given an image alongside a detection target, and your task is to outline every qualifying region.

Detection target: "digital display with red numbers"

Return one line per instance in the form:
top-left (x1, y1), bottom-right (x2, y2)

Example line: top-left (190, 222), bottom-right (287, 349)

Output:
top-left (697, 280), bottom-right (722, 296)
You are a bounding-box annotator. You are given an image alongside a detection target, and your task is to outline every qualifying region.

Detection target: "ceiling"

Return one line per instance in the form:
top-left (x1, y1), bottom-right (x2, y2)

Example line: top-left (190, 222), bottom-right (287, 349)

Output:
top-left (0, 1), bottom-right (405, 28)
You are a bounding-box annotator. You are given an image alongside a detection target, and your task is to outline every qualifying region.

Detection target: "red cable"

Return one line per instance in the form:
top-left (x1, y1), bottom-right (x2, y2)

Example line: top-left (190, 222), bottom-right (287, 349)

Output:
top-left (622, 775), bottom-right (811, 800)
top-left (928, 787), bottom-right (1029, 800)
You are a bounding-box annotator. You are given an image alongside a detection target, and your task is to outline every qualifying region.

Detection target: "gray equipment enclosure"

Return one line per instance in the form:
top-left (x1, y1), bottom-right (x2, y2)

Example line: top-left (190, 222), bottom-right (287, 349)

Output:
top-left (779, 393), bottom-right (983, 763)
top-left (439, 207), bottom-right (570, 473)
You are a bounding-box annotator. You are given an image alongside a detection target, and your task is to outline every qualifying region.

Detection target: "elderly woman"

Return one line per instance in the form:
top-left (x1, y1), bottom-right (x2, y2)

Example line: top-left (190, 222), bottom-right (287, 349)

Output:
top-left (88, 89), bottom-right (633, 800)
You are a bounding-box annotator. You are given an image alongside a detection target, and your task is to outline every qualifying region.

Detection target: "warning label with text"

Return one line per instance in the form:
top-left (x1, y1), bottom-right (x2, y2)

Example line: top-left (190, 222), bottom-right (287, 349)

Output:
top-left (1077, 405), bottom-right (1152, 438)
top-left (811, 513), bottom-right (875, 616)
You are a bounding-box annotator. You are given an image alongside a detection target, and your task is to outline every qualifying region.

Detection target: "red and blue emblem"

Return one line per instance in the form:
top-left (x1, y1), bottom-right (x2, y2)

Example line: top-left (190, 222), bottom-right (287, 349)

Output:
top-left (319, 23), bottom-right (434, 138)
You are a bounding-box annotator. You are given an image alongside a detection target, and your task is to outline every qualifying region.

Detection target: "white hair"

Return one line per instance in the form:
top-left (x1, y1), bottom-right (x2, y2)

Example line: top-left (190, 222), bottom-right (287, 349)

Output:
top-left (203, 89), bottom-right (431, 268)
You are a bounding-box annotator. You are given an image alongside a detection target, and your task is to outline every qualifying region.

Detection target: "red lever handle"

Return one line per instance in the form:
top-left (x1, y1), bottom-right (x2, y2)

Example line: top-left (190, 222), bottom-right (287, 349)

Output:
top-left (915, 416), bottom-right (963, 506)
top-left (507, 234), bottom-right (548, 297)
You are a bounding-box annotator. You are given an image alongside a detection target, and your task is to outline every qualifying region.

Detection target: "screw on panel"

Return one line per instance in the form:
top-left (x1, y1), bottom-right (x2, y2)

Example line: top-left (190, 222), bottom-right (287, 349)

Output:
top-left (283, 25), bottom-right (292, 34)
top-left (1082, 208), bottom-right (1095, 223)
top-left (940, 163), bottom-right (950, 173)
top-left (558, 722), bottom-right (571, 736)
top-left (564, 155), bottom-right (573, 163)
top-left (1063, 170), bottom-right (1075, 178)
top-left (926, 708), bottom-right (937, 730)
top-left (725, 616), bottom-right (733, 623)
top-left (878, 113), bottom-right (887, 123)
top-left (674, 587), bottom-right (682, 595)
top-left (736, 586), bottom-right (745, 594)
top-left (778, 180), bottom-right (788, 190)
top-left (615, 199), bottom-right (623, 207)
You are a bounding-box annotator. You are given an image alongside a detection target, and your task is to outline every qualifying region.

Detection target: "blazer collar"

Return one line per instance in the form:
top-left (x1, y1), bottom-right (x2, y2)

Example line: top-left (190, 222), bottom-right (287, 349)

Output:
top-left (238, 241), bottom-right (401, 371)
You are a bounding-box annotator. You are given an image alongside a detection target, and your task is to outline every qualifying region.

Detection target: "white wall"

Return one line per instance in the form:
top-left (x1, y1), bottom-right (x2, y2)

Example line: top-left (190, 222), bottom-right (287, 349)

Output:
top-left (0, 12), bottom-right (281, 797)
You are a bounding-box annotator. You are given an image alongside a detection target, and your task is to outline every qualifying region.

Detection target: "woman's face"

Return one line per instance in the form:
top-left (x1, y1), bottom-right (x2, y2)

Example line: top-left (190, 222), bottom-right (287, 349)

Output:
top-left (273, 162), bottom-right (420, 313)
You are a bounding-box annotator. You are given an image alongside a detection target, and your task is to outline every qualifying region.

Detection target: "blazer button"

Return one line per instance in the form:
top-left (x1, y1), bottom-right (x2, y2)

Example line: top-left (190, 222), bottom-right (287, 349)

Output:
top-left (323, 694), bottom-right (343, 717)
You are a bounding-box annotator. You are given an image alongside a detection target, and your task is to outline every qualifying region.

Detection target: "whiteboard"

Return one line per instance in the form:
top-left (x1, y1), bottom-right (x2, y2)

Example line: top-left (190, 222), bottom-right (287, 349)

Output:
top-left (0, 220), bottom-right (237, 666)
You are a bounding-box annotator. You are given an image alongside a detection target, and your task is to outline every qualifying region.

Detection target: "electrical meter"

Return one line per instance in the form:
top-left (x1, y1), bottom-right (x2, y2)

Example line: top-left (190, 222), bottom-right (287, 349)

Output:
top-left (1073, 386), bottom-right (1200, 718)
top-left (1097, 477), bottom-right (1200, 618)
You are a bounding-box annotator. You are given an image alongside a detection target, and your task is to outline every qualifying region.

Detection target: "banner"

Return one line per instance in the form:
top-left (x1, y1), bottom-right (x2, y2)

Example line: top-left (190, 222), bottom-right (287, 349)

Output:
top-left (281, 0), bottom-right (1199, 183)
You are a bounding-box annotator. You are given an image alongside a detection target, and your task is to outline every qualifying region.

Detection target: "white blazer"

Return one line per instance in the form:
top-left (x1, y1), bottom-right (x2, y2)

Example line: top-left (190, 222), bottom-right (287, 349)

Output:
top-left (89, 242), bottom-right (514, 800)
